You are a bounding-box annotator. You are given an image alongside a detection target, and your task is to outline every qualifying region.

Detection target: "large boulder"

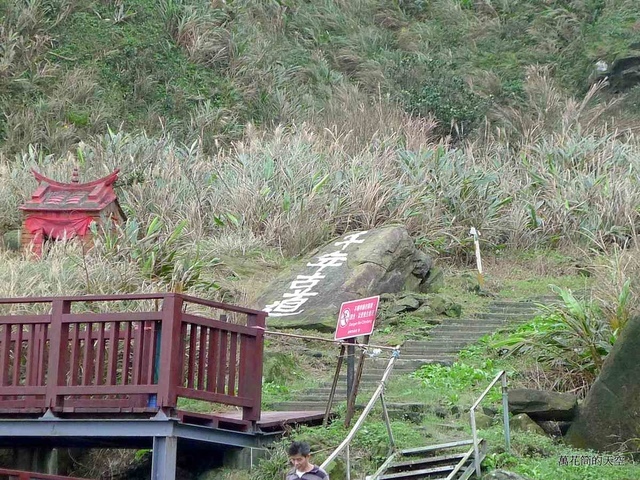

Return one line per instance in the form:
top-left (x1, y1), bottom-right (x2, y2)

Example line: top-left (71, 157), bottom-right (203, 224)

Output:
top-left (565, 315), bottom-right (640, 453)
top-left (508, 389), bottom-right (578, 421)
top-left (256, 226), bottom-right (433, 330)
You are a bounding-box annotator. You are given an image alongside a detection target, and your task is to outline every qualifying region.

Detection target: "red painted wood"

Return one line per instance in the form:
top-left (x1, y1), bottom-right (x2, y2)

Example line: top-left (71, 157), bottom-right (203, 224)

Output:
top-left (0, 315), bottom-right (50, 325)
top-left (106, 321), bottom-right (119, 386)
top-left (174, 387), bottom-right (253, 407)
top-left (94, 322), bottom-right (105, 385)
top-left (157, 294), bottom-right (184, 407)
top-left (69, 324), bottom-right (80, 386)
top-left (81, 323), bottom-right (94, 386)
top-left (206, 328), bottom-right (219, 392)
top-left (197, 326), bottom-right (207, 390)
top-left (187, 324), bottom-right (197, 389)
top-left (12, 324), bottom-right (23, 387)
top-left (132, 321), bottom-right (144, 385)
top-left (243, 312), bottom-right (265, 422)
top-left (142, 321), bottom-right (155, 385)
top-left (0, 465), bottom-right (88, 479)
top-left (0, 294), bottom-right (265, 419)
top-left (227, 332), bottom-right (238, 396)
top-left (122, 322), bottom-right (132, 385)
top-left (181, 313), bottom-right (256, 335)
top-left (0, 325), bottom-right (10, 387)
top-left (62, 312), bottom-right (161, 324)
top-left (57, 384), bottom-right (157, 395)
top-left (25, 324), bottom-right (34, 385)
top-left (36, 324), bottom-right (48, 386)
top-left (237, 336), bottom-right (248, 399)
top-left (216, 330), bottom-right (228, 394)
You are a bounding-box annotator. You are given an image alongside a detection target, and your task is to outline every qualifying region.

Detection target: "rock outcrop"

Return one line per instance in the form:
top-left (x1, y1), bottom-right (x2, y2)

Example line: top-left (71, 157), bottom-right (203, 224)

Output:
top-left (256, 226), bottom-right (433, 330)
top-left (565, 315), bottom-right (640, 454)
top-left (508, 389), bottom-right (578, 421)
top-left (510, 413), bottom-right (546, 435)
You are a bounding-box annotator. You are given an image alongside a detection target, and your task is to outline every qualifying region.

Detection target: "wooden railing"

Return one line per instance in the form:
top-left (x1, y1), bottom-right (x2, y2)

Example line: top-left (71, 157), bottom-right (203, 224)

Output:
top-left (0, 294), bottom-right (266, 422)
top-left (0, 467), bottom-right (87, 479)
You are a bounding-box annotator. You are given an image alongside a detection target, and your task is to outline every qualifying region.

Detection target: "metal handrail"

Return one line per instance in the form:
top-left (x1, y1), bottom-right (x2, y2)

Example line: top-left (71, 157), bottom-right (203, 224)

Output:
top-left (445, 443), bottom-right (476, 480)
top-left (469, 370), bottom-right (510, 478)
top-left (320, 347), bottom-right (401, 479)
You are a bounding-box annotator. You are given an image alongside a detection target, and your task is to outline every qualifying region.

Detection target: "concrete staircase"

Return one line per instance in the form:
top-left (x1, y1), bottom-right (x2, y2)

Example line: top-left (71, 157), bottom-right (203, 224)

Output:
top-left (269, 299), bottom-right (545, 412)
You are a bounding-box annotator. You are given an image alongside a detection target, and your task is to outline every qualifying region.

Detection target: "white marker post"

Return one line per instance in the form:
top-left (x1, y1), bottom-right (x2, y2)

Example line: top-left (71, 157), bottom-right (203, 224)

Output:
top-left (469, 227), bottom-right (483, 288)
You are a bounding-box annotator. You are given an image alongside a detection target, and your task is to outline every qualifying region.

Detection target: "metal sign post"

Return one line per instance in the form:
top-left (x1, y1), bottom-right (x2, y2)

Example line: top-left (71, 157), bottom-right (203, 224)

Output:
top-left (346, 338), bottom-right (355, 401)
top-left (345, 334), bottom-right (370, 427)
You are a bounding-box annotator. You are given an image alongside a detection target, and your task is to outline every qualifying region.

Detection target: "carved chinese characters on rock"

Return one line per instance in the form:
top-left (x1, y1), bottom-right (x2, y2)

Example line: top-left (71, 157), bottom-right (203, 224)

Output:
top-left (263, 231), bottom-right (368, 317)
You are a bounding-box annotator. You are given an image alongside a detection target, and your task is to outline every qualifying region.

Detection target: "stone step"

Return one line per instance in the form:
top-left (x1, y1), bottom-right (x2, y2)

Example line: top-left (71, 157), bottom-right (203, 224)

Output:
top-left (427, 322), bottom-right (509, 330)
top-left (400, 345), bottom-right (476, 353)
top-left (489, 301), bottom-right (544, 308)
top-left (293, 395), bottom-right (348, 402)
top-left (336, 373), bottom-right (416, 383)
top-left (305, 388), bottom-right (349, 395)
top-left (422, 334), bottom-right (498, 342)
top-left (395, 356), bottom-right (456, 364)
top-left (428, 323), bottom-right (507, 330)
top-left (487, 306), bottom-right (539, 313)
top-left (270, 401), bottom-right (331, 411)
top-left (404, 338), bottom-right (493, 347)
top-left (401, 344), bottom-right (477, 352)
top-left (366, 358), bottom-right (448, 369)
top-left (484, 310), bottom-right (537, 317)
top-left (432, 318), bottom-right (512, 326)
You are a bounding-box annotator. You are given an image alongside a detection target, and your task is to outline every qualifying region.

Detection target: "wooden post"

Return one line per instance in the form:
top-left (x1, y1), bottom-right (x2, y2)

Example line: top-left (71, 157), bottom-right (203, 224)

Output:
top-left (324, 344), bottom-right (346, 427)
top-left (241, 311), bottom-right (266, 423)
top-left (157, 294), bottom-right (184, 410)
top-left (345, 335), bottom-right (369, 427)
top-left (45, 299), bottom-right (71, 411)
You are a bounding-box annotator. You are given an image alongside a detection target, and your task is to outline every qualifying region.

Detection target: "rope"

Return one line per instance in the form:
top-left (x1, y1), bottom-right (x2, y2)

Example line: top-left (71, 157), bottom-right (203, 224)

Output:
top-left (263, 329), bottom-right (401, 352)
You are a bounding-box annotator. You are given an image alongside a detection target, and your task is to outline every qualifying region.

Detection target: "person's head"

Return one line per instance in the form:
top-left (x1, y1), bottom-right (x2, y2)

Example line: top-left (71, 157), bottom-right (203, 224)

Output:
top-left (288, 441), bottom-right (312, 471)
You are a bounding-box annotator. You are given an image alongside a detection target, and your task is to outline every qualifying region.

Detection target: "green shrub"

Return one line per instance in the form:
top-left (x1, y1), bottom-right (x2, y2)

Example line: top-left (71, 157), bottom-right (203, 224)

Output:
top-left (489, 285), bottom-right (630, 388)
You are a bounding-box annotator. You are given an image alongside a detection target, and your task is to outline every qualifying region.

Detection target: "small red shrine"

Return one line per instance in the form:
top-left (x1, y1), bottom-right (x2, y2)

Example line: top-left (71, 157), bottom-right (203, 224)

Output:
top-left (20, 169), bottom-right (125, 256)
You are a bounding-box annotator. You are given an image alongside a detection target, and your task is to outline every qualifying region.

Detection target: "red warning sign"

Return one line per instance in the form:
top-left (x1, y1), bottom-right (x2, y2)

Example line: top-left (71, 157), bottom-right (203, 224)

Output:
top-left (334, 296), bottom-right (380, 340)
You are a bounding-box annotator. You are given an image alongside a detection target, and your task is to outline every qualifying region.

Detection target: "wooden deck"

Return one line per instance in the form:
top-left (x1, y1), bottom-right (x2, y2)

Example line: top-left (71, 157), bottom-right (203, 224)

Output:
top-left (177, 409), bottom-right (328, 433)
top-left (0, 293), bottom-right (265, 422)
top-left (0, 293), bottom-right (330, 479)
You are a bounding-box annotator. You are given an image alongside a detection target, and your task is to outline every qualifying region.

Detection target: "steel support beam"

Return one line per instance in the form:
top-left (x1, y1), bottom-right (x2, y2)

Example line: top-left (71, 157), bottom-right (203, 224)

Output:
top-left (0, 419), bottom-right (260, 448)
top-left (152, 436), bottom-right (177, 480)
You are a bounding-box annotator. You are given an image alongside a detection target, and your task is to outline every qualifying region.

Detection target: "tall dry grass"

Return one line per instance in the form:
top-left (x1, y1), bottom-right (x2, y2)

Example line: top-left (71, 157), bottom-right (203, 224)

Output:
top-left (2, 69), bottom-right (640, 298)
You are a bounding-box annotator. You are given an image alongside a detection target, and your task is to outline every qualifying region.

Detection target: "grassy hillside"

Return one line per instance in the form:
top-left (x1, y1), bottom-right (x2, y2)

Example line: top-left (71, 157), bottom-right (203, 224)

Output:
top-left (1, 0), bottom-right (640, 302)
top-left (2, 0), bottom-right (640, 155)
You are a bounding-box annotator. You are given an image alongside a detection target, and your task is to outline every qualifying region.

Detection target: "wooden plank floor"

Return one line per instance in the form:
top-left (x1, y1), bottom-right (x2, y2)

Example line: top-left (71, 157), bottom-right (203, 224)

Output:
top-left (176, 409), bottom-right (327, 433)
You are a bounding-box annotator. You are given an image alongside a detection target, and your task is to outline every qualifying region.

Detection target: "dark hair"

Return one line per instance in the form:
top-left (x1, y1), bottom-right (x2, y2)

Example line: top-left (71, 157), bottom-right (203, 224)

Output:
top-left (288, 441), bottom-right (311, 456)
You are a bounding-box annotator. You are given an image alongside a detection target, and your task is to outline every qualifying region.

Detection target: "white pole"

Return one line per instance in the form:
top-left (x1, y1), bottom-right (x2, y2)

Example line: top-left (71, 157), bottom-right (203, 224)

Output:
top-left (469, 227), bottom-right (483, 287)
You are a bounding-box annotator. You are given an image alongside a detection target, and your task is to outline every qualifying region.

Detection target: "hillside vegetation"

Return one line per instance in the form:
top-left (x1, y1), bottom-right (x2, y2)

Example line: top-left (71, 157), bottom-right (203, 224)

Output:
top-left (2, 1), bottom-right (640, 479)
top-left (1, 0), bottom-right (640, 300)
top-left (2, 0), bottom-right (640, 152)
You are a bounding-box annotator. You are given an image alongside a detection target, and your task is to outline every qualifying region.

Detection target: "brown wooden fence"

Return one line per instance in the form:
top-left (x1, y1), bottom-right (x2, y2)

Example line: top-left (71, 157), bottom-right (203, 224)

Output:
top-left (0, 467), bottom-right (87, 479)
top-left (0, 293), bottom-right (266, 422)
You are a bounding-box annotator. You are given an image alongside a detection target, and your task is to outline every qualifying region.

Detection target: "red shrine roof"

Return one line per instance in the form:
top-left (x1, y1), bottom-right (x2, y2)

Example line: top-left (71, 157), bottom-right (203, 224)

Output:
top-left (20, 169), bottom-right (121, 212)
